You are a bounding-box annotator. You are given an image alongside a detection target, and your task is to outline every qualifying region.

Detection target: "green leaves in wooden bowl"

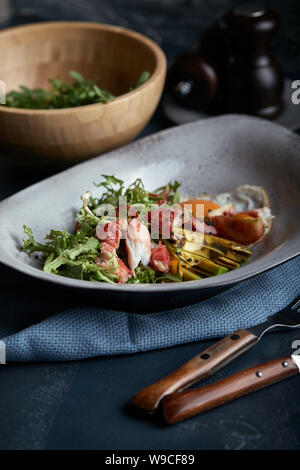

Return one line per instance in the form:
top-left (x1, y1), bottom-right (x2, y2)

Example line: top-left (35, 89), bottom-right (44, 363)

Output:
top-left (3, 70), bottom-right (150, 110)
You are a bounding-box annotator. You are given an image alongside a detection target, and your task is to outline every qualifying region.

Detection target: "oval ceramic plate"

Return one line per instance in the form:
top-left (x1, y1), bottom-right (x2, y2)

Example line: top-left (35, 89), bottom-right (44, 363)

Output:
top-left (0, 115), bottom-right (299, 308)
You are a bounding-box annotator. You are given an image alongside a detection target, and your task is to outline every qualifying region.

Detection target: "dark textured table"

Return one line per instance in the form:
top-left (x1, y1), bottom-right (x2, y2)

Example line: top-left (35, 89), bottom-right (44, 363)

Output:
top-left (0, 0), bottom-right (299, 451)
top-left (1, 329), bottom-right (300, 450)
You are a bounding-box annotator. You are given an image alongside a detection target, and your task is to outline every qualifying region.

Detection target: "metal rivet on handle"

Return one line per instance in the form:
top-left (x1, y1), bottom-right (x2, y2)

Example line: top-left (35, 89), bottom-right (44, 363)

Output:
top-left (200, 353), bottom-right (210, 360)
top-left (256, 371), bottom-right (263, 377)
top-left (231, 334), bottom-right (240, 340)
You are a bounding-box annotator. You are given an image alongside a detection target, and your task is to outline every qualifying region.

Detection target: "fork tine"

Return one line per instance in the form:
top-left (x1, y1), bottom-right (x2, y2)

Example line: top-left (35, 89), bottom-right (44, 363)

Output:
top-left (290, 296), bottom-right (300, 310)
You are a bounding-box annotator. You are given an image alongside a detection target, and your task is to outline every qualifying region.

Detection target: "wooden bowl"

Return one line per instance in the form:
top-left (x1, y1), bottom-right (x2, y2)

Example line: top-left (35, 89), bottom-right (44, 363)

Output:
top-left (0, 22), bottom-right (166, 163)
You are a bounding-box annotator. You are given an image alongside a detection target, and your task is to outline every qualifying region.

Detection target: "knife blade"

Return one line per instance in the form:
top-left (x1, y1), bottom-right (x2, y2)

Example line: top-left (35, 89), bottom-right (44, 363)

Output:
top-left (162, 354), bottom-right (300, 424)
top-left (133, 296), bottom-right (300, 412)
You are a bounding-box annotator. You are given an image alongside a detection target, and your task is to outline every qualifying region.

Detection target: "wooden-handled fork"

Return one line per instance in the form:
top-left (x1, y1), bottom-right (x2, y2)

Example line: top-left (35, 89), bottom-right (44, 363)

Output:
top-left (133, 296), bottom-right (300, 413)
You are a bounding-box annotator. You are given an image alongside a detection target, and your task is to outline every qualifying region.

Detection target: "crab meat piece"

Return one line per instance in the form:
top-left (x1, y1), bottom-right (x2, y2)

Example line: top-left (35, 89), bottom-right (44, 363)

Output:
top-left (126, 218), bottom-right (151, 272)
top-left (95, 242), bottom-right (132, 283)
top-left (96, 221), bottom-right (122, 249)
top-left (95, 242), bottom-right (115, 266)
top-left (150, 242), bottom-right (170, 273)
top-left (116, 217), bottom-right (128, 233)
top-left (115, 258), bottom-right (133, 283)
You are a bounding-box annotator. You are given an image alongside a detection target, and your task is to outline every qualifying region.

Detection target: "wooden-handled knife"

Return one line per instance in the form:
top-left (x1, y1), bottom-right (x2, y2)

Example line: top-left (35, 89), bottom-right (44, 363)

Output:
top-left (162, 354), bottom-right (300, 424)
top-left (133, 296), bottom-right (300, 412)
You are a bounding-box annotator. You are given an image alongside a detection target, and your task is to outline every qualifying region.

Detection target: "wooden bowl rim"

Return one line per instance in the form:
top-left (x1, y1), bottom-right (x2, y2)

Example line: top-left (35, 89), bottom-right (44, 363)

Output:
top-left (0, 21), bottom-right (166, 115)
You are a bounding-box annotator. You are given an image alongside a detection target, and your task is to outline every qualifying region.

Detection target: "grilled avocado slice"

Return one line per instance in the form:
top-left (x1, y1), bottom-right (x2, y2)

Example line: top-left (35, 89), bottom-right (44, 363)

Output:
top-left (180, 250), bottom-right (228, 276)
top-left (173, 229), bottom-right (252, 265)
top-left (203, 234), bottom-right (252, 263)
top-left (181, 267), bottom-right (204, 281)
top-left (182, 241), bottom-right (240, 269)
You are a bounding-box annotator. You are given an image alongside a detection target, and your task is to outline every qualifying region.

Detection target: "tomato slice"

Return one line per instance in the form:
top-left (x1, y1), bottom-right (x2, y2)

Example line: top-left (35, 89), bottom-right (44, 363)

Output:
top-left (214, 214), bottom-right (264, 245)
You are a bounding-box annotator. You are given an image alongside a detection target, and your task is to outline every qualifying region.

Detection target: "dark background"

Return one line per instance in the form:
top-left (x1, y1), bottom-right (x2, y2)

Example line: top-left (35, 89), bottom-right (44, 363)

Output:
top-left (0, 0), bottom-right (299, 451)
top-left (6, 0), bottom-right (300, 75)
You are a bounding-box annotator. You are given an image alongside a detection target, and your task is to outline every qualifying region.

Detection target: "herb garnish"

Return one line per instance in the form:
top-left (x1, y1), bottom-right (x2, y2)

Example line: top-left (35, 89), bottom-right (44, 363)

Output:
top-left (93, 175), bottom-right (181, 210)
top-left (21, 225), bottom-right (118, 283)
top-left (3, 70), bottom-right (150, 110)
top-left (130, 71), bottom-right (150, 90)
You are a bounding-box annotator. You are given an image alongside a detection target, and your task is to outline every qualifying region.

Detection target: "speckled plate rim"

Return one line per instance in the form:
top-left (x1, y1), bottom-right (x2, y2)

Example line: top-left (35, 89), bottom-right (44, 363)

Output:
top-left (0, 114), bottom-right (299, 294)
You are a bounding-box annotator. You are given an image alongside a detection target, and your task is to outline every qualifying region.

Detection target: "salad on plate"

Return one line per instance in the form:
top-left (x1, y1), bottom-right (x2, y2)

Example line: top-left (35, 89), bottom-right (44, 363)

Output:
top-left (21, 175), bottom-right (273, 284)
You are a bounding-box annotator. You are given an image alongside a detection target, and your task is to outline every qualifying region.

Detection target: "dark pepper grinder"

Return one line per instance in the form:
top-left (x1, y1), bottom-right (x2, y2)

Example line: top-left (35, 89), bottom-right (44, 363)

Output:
top-left (221, 5), bottom-right (284, 119)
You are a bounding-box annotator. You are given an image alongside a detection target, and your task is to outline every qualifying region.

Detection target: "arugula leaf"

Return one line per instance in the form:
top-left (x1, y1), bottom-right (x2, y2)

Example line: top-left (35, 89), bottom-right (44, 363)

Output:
top-left (63, 237), bottom-right (99, 260)
top-left (92, 175), bottom-right (180, 212)
top-left (3, 70), bottom-right (151, 110)
top-left (127, 263), bottom-right (182, 284)
top-left (76, 209), bottom-right (98, 237)
top-left (156, 271), bottom-right (182, 283)
top-left (21, 225), bottom-right (118, 283)
top-left (168, 180), bottom-right (181, 205)
top-left (21, 226), bottom-right (53, 257)
top-left (4, 71), bottom-right (115, 110)
top-left (154, 180), bottom-right (181, 206)
top-left (124, 178), bottom-right (152, 208)
top-left (58, 257), bottom-right (119, 283)
top-left (127, 265), bottom-right (157, 284)
top-left (69, 70), bottom-right (85, 83)
top-left (93, 175), bottom-right (125, 207)
top-left (131, 71), bottom-right (150, 90)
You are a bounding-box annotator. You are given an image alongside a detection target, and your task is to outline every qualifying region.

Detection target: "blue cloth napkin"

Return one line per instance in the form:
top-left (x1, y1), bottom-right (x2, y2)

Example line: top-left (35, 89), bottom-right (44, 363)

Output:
top-left (0, 256), bottom-right (299, 362)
